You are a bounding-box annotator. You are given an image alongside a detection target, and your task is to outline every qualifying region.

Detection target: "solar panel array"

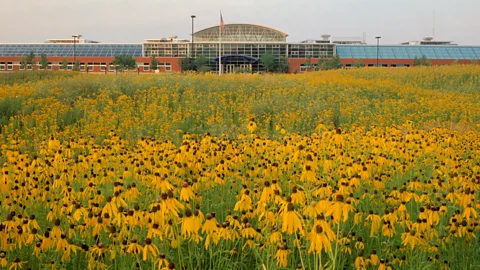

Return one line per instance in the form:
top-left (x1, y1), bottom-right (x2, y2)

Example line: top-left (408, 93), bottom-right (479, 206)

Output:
top-left (336, 45), bottom-right (480, 59)
top-left (0, 44), bottom-right (143, 57)
top-left (1, 43), bottom-right (480, 60)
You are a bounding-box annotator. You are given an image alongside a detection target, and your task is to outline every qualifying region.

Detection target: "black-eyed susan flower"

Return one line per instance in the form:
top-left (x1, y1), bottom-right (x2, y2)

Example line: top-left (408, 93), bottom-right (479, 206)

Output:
top-left (281, 203), bottom-right (303, 235)
top-left (202, 213), bottom-right (217, 234)
top-left (355, 251), bottom-right (367, 270)
top-left (366, 211), bottom-right (382, 236)
top-left (307, 225), bottom-right (332, 254)
top-left (156, 253), bottom-right (169, 269)
top-left (275, 244), bottom-right (290, 267)
top-left (0, 252), bottom-right (7, 268)
top-left (8, 258), bottom-right (27, 270)
top-left (234, 189), bottom-right (252, 212)
top-left (369, 250), bottom-right (379, 266)
top-left (142, 238), bottom-right (159, 261)
top-left (181, 208), bottom-right (200, 238)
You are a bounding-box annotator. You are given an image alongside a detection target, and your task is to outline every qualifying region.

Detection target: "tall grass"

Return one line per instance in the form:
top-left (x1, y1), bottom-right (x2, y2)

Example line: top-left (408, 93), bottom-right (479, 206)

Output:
top-left (1, 66), bottom-right (479, 148)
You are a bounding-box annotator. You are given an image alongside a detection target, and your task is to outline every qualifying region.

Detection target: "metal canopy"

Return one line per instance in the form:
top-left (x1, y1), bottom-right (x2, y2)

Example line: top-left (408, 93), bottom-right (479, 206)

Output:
top-left (213, 54), bottom-right (259, 64)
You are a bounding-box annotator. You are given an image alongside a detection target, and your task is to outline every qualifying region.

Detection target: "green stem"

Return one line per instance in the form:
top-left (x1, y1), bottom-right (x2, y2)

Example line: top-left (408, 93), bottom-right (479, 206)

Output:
top-left (332, 221), bottom-right (342, 270)
top-left (188, 241), bottom-right (193, 270)
top-left (296, 232), bottom-right (306, 269)
top-left (320, 252), bottom-right (323, 270)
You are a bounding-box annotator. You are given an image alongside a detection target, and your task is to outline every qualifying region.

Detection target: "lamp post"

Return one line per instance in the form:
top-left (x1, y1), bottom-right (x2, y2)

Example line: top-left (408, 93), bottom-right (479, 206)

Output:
top-left (72, 34), bottom-right (81, 69)
top-left (191, 15), bottom-right (196, 59)
top-left (375, 36), bottom-right (381, 67)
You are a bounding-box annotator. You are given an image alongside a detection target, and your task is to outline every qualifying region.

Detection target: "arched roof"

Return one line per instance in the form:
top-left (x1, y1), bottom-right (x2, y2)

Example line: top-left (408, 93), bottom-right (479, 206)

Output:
top-left (194, 23), bottom-right (288, 42)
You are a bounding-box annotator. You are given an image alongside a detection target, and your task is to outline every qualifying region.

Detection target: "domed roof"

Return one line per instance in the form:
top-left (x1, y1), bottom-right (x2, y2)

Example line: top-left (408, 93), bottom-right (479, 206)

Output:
top-left (194, 23), bottom-right (288, 42)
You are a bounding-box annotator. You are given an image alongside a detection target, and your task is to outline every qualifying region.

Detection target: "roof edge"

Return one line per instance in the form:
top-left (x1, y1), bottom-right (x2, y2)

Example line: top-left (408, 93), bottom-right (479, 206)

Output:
top-left (194, 23), bottom-right (288, 37)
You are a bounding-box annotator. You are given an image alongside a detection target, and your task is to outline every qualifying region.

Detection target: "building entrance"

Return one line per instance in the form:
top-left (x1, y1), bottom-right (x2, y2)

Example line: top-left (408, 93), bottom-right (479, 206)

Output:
top-left (224, 64), bottom-right (252, 73)
top-left (214, 54), bottom-right (259, 74)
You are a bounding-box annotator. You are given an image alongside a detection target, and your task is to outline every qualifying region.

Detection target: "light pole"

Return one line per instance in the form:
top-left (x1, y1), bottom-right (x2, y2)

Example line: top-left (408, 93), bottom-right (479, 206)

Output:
top-left (191, 15), bottom-right (196, 59)
top-left (375, 36), bottom-right (381, 67)
top-left (72, 34), bottom-right (81, 69)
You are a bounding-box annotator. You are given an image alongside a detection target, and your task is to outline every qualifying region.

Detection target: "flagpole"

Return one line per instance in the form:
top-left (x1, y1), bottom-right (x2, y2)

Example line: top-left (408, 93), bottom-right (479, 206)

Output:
top-left (219, 12), bottom-right (222, 75)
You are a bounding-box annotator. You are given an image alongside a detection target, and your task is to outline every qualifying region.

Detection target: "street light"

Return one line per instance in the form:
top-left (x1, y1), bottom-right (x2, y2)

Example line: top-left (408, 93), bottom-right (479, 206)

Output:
top-left (375, 36), bottom-right (381, 67)
top-left (191, 15), bottom-right (196, 59)
top-left (72, 34), bottom-right (82, 69)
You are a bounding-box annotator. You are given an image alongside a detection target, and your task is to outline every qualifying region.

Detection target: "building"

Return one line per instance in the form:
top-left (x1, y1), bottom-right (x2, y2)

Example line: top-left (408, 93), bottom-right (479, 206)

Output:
top-left (0, 23), bottom-right (479, 73)
top-left (46, 38), bottom-right (100, 44)
top-left (400, 37), bottom-right (457, 46)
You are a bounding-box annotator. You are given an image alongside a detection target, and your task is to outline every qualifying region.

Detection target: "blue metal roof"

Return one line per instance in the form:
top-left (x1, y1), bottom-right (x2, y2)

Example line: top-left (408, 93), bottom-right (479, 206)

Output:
top-left (336, 45), bottom-right (480, 59)
top-left (0, 44), bottom-right (143, 57)
top-left (1, 43), bottom-right (480, 60)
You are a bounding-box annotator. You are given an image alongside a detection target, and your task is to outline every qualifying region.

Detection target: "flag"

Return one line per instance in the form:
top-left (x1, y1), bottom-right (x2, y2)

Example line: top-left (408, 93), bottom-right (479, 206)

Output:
top-left (220, 12), bottom-right (225, 33)
top-left (219, 11), bottom-right (224, 75)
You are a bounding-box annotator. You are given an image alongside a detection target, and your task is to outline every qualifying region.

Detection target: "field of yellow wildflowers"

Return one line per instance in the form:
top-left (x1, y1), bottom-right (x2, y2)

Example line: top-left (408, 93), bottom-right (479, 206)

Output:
top-left (1, 66), bottom-right (480, 269)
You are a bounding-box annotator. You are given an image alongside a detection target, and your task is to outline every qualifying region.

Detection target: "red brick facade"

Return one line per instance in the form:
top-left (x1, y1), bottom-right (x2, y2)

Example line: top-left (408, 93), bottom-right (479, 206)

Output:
top-left (288, 58), bottom-right (474, 73)
top-left (0, 56), bottom-right (476, 74)
top-left (0, 56), bottom-right (180, 73)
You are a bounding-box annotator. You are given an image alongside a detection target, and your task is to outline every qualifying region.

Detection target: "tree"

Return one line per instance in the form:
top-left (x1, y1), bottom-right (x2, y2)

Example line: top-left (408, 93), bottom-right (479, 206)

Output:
top-left (61, 57), bottom-right (69, 70)
top-left (151, 55), bottom-right (158, 71)
top-left (353, 59), bottom-right (364, 68)
top-left (179, 57), bottom-right (195, 72)
top-left (73, 60), bottom-right (80, 71)
top-left (304, 57), bottom-right (315, 71)
top-left (197, 66), bottom-right (211, 73)
top-left (20, 56), bottom-right (28, 70)
top-left (195, 55), bottom-right (210, 72)
top-left (327, 55), bottom-right (343, 70)
top-left (40, 54), bottom-right (48, 70)
top-left (316, 58), bottom-right (327, 71)
top-left (413, 56), bottom-right (432, 66)
top-left (260, 52), bottom-right (276, 72)
top-left (317, 55), bottom-right (343, 71)
top-left (450, 59), bottom-right (459, 65)
top-left (110, 55), bottom-right (137, 72)
top-left (25, 51), bottom-right (36, 70)
top-left (277, 56), bottom-right (289, 73)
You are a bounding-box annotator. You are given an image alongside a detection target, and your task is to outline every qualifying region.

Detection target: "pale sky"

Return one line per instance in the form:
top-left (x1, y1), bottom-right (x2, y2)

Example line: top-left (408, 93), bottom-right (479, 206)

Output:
top-left (1, 0), bottom-right (479, 45)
